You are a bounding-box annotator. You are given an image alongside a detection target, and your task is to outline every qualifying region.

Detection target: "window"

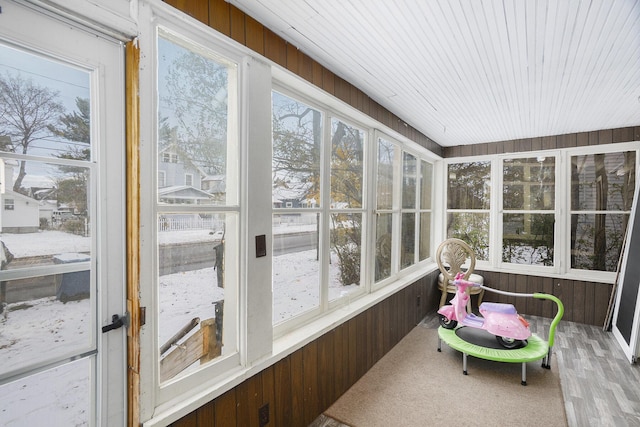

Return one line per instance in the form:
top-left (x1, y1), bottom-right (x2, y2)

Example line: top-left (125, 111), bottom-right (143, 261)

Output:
top-left (270, 95), bottom-right (434, 328)
top-left (375, 137), bottom-right (396, 282)
top-left (374, 136), bottom-right (433, 281)
top-left (162, 152), bottom-right (178, 163)
top-left (158, 170), bottom-right (166, 187)
top-left (445, 145), bottom-right (638, 277)
top-left (419, 160), bottom-right (433, 261)
top-left (401, 152), bottom-right (417, 269)
top-left (570, 151), bottom-right (636, 272)
top-left (4, 199), bottom-right (14, 210)
top-left (271, 91), bottom-right (322, 324)
top-left (501, 156), bottom-right (556, 267)
top-left (446, 161), bottom-right (491, 260)
top-left (329, 118), bottom-right (365, 303)
top-left (154, 28), bottom-right (239, 386)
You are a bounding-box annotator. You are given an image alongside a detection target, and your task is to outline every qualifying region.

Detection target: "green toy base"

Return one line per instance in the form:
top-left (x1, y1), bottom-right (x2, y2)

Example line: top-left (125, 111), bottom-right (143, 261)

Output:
top-left (438, 326), bottom-right (551, 385)
top-left (438, 326), bottom-right (549, 363)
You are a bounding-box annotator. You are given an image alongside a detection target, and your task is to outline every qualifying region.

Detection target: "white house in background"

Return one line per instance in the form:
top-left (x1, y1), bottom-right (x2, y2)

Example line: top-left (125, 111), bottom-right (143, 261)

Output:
top-left (0, 160), bottom-right (40, 233)
top-left (158, 143), bottom-right (216, 204)
top-left (1, 190), bottom-right (39, 233)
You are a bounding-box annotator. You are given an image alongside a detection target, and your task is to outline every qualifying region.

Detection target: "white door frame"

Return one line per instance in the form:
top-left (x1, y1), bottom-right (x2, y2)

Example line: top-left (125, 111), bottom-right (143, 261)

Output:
top-left (612, 177), bottom-right (640, 364)
top-left (0, 1), bottom-right (127, 424)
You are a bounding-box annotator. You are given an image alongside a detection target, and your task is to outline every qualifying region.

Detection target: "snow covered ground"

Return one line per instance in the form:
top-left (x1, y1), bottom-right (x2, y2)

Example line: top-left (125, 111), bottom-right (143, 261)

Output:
top-left (0, 229), bottom-right (355, 426)
top-left (1, 230), bottom-right (90, 258)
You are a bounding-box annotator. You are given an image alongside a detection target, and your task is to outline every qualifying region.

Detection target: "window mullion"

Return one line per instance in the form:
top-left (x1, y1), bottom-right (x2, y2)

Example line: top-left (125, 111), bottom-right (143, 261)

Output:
top-left (320, 113), bottom-right (332, 311)
top-left (391, 143), bottom-right (403, 275)
top-left (491, 157), bottom-right (502, 267)
top-left (414, 160), bottom-right (422, 264)
top-left (556, 151), bottom-right (567, 274)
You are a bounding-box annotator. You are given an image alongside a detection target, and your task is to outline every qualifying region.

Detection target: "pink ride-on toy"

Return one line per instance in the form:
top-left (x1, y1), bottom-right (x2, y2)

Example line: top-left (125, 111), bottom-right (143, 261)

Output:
top-left (437, 272), bottom-right (531, 349)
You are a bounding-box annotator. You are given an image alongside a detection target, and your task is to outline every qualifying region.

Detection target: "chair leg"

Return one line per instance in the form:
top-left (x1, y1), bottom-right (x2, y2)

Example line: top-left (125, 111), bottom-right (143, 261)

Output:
top-left (439, 290), bottom-right (447, 308)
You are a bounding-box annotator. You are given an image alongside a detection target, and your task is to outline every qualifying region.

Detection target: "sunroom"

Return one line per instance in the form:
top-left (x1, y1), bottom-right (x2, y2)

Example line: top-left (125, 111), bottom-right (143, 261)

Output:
top-left (0, 0), bottom-right (638, 426)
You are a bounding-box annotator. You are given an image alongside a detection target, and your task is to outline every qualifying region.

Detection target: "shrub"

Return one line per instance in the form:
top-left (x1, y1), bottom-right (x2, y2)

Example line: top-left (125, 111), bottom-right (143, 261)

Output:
top-left (62, 219), bottom-right (85, 236)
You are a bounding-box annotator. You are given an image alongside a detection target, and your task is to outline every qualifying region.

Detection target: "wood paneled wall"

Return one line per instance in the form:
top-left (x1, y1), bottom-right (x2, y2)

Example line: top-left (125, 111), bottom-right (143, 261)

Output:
top-left (475, 271), bottom-right (611, 327)
top-left (443, 126), bottom-right (640, 157)
top-left (162, 0), bottom-right (443, 157)
top-left (170, 270), bottom-right (440, 427)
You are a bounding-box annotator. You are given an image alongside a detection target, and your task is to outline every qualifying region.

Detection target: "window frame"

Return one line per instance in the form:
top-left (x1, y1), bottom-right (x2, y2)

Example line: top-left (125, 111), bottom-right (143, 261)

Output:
top-left (326, 113), bottom-right (369, 309)
top-left (372, 131), bottom-right (436, 292)
top-left (496, 152), bottom-right (560, 274)
top-left (444, 155), bottom-right (493, 266)
top-left (418, 159), bottom-right (435, 262)
top-left (137, 5), bottom-right (245, 419)
top-left (4, 198), bottom-right (14, 211)
top-left (270, 85), bottom-right (374, 336)
top-left (271, 87), bottom-right (325, 330)
top-left (268, 83), bottom-right (438, 336)
top-left (565, 142), bottom-right (639, 280)
top-left (399, 148), bottom-right (434, 268)
top-left (400, 150), bottom-right (418, 270)
top-left (444, 142), bottom-right (640, 283)
top-left (372, 133), bottom-right (400, 287)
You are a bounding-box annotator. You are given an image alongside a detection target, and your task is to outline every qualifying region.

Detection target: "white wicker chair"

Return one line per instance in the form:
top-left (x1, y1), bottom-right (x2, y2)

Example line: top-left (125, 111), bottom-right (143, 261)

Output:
top-left (436, 238), bottom-right (484, 312)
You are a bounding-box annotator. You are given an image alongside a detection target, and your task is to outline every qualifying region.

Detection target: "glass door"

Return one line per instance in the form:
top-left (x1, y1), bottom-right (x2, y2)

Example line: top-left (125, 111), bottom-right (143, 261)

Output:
top-left (0, 2), bottom-right (126, 425)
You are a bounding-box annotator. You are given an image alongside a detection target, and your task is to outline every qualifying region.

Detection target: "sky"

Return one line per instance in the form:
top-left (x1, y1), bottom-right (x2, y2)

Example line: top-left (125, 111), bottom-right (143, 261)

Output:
top-left (0, 43), bottom-right (90, 189)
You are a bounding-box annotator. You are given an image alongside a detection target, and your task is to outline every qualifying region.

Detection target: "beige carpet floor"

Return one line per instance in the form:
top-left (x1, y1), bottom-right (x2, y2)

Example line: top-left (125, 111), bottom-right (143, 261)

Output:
top-left (325, 323), bottom-right (567, 427)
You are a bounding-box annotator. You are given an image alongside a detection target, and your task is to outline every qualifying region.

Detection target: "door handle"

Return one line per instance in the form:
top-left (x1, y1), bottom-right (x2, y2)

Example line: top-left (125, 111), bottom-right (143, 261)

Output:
top-left (102, 312), bottom-right (130, 333)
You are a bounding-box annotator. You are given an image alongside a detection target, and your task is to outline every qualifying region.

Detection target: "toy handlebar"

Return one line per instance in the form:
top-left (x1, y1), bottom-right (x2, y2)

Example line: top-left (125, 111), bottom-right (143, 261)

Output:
top-left (532, 293), bottom-right (564, 348)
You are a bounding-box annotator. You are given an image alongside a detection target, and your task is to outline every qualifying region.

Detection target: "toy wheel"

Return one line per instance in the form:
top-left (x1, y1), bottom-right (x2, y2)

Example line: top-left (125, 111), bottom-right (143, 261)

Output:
top-left (496, 336), bottom-right (527, 349)
top-left (439, 315), bottom-right (457, 329)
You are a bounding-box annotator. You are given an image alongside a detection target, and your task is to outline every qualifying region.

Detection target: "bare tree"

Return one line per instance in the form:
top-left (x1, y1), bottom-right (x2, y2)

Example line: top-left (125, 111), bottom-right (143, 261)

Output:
top-left (161, 40), bottom-right (228, 175)
top-left (0, 72), bottom-right (64, 193)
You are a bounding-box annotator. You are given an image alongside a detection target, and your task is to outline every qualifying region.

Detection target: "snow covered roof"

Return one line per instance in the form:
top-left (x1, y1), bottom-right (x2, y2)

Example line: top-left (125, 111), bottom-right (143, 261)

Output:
top-left (158, 185), bottom-right (214, 200)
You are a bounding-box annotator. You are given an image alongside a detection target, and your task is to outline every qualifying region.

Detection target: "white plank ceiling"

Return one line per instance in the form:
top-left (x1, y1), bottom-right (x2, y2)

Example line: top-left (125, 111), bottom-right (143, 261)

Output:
top-left (230, 0), bottom-right (640, 147)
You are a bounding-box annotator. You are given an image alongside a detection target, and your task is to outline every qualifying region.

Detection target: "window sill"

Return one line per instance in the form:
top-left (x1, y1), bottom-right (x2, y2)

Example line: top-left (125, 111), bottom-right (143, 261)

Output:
top-left (475, 264), bottom-right (615, 285)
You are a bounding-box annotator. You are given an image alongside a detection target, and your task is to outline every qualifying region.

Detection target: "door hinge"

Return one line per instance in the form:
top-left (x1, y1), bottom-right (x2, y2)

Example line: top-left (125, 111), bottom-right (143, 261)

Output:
top-left (140, 306), bottom-right (146, 326)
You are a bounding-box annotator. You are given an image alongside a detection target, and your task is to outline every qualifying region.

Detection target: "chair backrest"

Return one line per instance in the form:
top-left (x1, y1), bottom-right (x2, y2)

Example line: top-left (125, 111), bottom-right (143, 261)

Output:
top-left (436, 238), bottom-right (476, 283)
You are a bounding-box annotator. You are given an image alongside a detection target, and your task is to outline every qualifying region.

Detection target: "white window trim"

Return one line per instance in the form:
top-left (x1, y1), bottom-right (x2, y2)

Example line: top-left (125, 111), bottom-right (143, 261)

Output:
top-left (444, 141), bottom-right (640, 283)
top-left (444, 154), bottom-right (494, 269)
top-left (565, 142), bottom-right (640, 280)
top-left (269, 80), bottom-right (439, 333)
top-left (496, 151), bottom-right (561, 274)
top-left (325, 114), bottom-right (370, 311)
top-left (138, 3), bottom-right (248, 423)
top-left (371, 131), bottom-right (437, 291)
